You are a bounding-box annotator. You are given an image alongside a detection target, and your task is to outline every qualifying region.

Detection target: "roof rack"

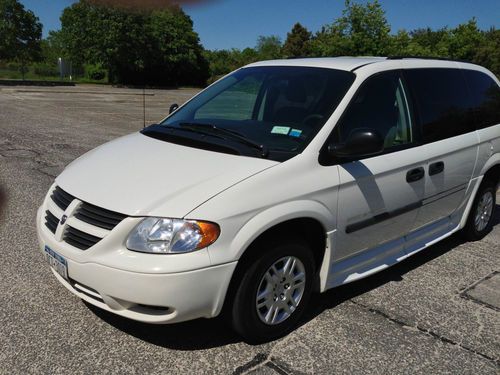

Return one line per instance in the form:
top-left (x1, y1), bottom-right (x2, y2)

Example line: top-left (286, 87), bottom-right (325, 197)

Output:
top-left (387, 56), bottom-right (471, 63)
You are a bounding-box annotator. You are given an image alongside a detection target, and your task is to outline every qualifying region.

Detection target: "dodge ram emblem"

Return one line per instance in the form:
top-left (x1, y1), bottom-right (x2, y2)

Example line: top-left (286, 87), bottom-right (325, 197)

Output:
top-left (60, 215), bottom-right (68, 225)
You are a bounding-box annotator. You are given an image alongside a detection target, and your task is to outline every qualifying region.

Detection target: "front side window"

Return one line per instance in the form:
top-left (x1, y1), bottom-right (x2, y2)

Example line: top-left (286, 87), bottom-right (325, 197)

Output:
top-left (404, 68), bottom-right (475, 142)
top-left (150, 66), bottom-right (355, 162)
top-left (334, 70), bottom-right (414, 150)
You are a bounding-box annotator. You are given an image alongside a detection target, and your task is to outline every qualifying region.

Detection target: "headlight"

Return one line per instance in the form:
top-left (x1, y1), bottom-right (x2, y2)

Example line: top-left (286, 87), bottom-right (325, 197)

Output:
top-left (126, 217), bottom-right (220, 254)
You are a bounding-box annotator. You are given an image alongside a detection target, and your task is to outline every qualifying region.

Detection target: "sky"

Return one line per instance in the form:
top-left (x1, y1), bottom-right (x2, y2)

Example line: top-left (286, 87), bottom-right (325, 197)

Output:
top-left (20, 0), bottom-right (500, 50)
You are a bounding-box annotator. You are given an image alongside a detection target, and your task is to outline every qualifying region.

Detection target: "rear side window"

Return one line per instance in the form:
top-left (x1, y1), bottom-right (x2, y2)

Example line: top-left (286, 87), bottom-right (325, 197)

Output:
top-left (404, 68), bottom-right (475, 143)
top-left (462, 70), bottom-right (500, 130)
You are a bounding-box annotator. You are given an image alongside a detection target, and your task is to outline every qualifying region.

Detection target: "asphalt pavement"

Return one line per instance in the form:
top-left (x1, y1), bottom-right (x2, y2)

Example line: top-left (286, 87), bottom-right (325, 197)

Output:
top-left (0, 84), bottom-right (498, 374)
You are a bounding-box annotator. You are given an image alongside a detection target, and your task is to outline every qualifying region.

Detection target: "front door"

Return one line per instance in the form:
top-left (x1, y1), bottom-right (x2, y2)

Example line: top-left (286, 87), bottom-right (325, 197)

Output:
top-left (331, 70), bottom-right (425, 262)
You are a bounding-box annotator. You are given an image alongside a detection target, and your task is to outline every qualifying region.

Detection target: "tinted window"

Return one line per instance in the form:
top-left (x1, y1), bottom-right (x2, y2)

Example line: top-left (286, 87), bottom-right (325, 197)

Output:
top-left (404, 68), bottom-right (475, 142)
top-left (335, 71), bottom-right (414, 150)
top-left (463, 69), bottom-right (500, 129)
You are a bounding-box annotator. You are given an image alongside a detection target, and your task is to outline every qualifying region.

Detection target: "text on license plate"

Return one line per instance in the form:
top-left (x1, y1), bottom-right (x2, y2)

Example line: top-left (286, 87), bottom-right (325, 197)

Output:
top-left (44, 246), bottom-right (68, 280)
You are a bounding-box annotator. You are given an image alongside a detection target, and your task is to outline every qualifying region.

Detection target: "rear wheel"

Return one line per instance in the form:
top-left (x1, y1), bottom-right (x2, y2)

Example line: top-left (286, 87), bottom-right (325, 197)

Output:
top-left (463, 179), bottom-right (497, 241)
top-left (231, 239), bottom-right (315, 343)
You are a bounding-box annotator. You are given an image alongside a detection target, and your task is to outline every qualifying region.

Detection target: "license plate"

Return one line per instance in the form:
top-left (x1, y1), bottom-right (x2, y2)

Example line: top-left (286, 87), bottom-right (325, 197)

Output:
top-left (44, 246), bottom-right (68, 280)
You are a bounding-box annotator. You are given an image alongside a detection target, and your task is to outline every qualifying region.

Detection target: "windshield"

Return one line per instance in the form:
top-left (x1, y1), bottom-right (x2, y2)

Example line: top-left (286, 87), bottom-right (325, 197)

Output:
top-left (154, 66), bottom-right (354, 162)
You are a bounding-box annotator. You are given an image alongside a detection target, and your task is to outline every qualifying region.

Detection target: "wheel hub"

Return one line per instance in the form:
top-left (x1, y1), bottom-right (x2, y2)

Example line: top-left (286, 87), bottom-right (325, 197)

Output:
top-left (255, 256), bottom-right (306, 325)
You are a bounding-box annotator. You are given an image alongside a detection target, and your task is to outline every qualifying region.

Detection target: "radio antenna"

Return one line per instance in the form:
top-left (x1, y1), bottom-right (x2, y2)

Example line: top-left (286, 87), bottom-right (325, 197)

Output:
top-left (142, 85), bottom-right (146, 129)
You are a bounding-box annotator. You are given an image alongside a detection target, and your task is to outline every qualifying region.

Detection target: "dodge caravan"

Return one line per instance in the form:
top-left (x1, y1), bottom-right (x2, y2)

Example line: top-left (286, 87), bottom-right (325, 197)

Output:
top-left (37, 57), bottom-right (500, 342)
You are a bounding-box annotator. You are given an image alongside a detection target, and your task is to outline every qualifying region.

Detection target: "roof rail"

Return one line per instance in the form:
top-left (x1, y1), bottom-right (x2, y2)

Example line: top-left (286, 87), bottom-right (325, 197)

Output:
top-left (387, 56), bottom-right (472, 63)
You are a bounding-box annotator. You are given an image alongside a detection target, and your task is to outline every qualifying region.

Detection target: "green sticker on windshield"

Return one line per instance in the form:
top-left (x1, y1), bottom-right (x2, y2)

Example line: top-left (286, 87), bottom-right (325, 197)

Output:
top-left (271, 126), bottom-right (290, 135)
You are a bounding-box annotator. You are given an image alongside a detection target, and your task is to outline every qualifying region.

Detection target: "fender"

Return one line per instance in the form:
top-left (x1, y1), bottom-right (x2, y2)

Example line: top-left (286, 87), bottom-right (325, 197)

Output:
top-left (459, 153), bottom-right (500, 228)
top-left (229, 200), bottom-right (336, 261)
top-left (208, 201), bottom-right (335, 318)
top-left (479, 152), bottom-right (500, 177)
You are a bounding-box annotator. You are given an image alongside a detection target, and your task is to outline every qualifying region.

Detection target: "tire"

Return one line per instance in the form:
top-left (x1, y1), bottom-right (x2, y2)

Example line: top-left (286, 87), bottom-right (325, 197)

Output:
top-left (231, 238), bottom-right (315, 343)
top-left (462, 179), bottom-right (497, 241)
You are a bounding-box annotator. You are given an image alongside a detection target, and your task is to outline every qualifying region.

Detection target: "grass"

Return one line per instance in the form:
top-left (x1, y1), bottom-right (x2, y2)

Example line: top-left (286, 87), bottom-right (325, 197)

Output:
top-left (0, 68), bottom-right (107, 84)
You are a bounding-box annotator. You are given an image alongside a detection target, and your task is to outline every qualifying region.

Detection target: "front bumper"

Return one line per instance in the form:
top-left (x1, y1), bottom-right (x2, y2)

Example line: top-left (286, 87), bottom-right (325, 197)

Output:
top-left (37, 206), bottom-right (237, 324)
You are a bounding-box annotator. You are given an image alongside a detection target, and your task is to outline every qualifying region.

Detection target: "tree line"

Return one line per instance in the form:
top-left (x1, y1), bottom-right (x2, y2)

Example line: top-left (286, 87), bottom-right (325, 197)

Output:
top-left (206, 1), bottom-right (499, 82)
top-left (1, 0), bottom-right (498, 86)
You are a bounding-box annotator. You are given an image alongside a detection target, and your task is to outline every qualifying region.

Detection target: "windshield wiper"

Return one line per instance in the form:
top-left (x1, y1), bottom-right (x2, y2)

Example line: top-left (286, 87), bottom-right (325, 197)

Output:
top-left (180, 122), bottom-right (269, 158)
top-left (160, 124), bottom-right (226, 140)
top-left (142, 124), bottom-right (243, 156)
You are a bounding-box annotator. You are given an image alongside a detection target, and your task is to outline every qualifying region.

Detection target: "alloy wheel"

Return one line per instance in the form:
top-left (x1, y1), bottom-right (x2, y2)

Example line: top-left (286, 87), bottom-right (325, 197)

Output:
top-left (474, 191), bottom-right (494, 232)
top-left (255, 256), bottom-right (306, 325)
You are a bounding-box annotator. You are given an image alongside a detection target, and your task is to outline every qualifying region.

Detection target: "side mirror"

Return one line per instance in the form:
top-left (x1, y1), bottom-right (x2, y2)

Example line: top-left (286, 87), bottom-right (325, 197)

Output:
top-left (328, 128), bottom-right (384, 159)
top-left (169, 103), bottom-right (179, 114)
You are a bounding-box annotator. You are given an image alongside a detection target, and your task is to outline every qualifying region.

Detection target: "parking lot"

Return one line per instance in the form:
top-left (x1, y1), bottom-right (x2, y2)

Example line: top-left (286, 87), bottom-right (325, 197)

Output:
top-left (0, 84), bottom-right (498, 374)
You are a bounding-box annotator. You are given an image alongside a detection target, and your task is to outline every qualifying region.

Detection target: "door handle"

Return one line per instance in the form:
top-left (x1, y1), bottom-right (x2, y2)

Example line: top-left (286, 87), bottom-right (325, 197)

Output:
top-left (406, 167), bottom-right (425, 183)
top-left (429, 161), bottom-right (445, 176)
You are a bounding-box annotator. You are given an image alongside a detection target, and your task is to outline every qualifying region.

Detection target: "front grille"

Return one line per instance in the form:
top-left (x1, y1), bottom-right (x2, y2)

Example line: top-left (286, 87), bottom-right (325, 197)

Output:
top-left (63, 226), bottom-right (101, 250)
top-left (75, 202), bottom-right (126, 230)
top-left (50, 186), bottom-right (75, 211)
top-left (45, 210), bottom-right (58, 234)
top-left (44, 185), bottom-right (128, 251)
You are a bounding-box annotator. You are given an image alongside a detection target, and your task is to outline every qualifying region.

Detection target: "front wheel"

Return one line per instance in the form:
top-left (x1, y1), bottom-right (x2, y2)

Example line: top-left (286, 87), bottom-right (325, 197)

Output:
top-left (462, 180), bottom-right (497, 241)
top-left (231, 239), bottom-right (315, 343)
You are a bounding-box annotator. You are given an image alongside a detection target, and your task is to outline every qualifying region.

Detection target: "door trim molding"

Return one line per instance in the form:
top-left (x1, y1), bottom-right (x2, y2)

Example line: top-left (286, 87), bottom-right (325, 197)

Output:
top-left (345, 183), bottom-right (467, 234)
top-left (345, 201), bottom-right (422, 234)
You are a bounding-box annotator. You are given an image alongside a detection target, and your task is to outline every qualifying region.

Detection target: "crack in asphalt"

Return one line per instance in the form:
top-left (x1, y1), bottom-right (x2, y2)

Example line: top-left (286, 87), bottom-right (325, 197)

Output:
top-left (350, 300), bottom-right (500, 367)
top-left (266, 359), bottom-right (292, 375)
top-left (459, 271), bottom-right (500, 312)
top-left (233, 353), bottom-right (270, 374)
top-left (0, 146), bottom-right (59, 178)
top-left (33, 166), bottom-right (58, 178)
top-left (0, 147), bottom-right (40, 160)
top-left (232, 351), bottom-right (303, 375)
top-left (33, 159), bottom-right (59, 178)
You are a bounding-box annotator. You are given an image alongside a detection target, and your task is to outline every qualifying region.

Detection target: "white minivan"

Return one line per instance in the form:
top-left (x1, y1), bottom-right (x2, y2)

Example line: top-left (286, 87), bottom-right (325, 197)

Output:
top-left (37, 57), bottom-right (500, 342)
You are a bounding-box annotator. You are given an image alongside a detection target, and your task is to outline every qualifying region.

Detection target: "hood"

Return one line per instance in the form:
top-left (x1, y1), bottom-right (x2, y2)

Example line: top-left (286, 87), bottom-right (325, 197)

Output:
top-left (56, 133), bottom-right (278, 217)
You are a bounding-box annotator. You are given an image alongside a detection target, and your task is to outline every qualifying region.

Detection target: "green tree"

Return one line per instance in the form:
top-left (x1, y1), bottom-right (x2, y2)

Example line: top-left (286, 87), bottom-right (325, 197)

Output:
top-left (283, 23), bottom-right (312, 57)
top-left (256, 35), bottom-right (282, 60)
top-left (0, 0), bottom-right (42, 78)
top-left (309, 25), bottom-right (349, 57)
top-left (388, 29), bottom-right (435, 56)
top-left (311, 0), bottom-right (391, 56)
top-left (409, 27), bottom-right (452, 57)
top-left (204, 47), bottom-right (259, 83)
top-left (204, 49), bottom-right (231, 79)
top-left (448, 19), bottom-right (485, 61)
top-left (58, 1), bottom-right (208, 85)
top-left (43, 30), bottom-right (70, 63)
top-left (473, 28), bottom-right (500, 77)
top-left (402, 20), bottom-right (485, 61)
top-left (239, 47), bottom-right (259, 66)
top-left (144, 8), bottom-right (208, 86)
